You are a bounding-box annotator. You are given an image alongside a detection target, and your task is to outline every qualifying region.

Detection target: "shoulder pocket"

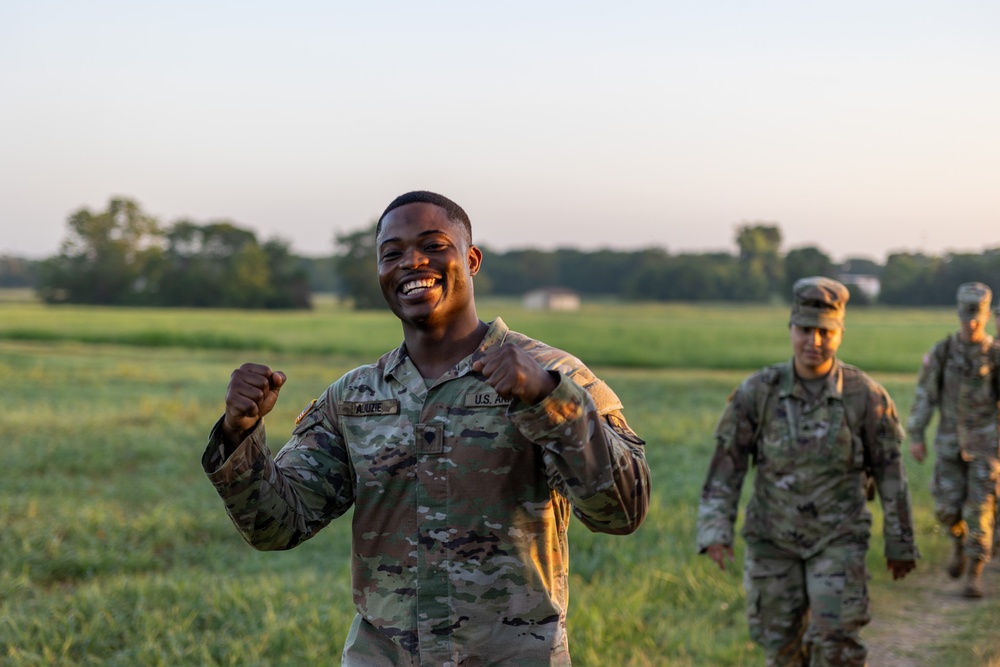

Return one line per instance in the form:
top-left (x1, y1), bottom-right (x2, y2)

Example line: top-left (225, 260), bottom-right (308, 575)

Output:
top-left (607, 412), bottom-right (645, 446)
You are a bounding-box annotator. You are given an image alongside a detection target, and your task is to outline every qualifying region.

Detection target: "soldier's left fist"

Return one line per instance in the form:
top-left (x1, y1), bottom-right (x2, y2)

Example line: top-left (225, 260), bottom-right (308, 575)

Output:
top-left (472, 345), bottom-right (557, 405)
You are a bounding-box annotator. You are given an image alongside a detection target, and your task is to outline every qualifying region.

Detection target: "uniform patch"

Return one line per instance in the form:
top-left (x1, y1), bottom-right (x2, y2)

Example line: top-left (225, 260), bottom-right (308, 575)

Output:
top-left (295, 399), bottom-right (318, 424)
top-left (465, 391), bottom-right (513, 407)
top-left (417, 423), bottom-right (444, 454)
top-left (337, 399), bottom-right (400, 416)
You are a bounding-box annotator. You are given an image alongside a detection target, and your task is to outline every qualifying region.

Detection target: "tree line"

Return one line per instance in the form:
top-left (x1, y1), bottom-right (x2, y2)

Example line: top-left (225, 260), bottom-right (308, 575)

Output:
top-left (27, 198), bottom-right (315, 308)
top-left (5, 197), bottom-right (1000, 309)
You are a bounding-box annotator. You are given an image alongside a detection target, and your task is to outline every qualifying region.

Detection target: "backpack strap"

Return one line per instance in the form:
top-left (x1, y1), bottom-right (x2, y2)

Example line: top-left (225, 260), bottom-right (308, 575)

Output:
top-left (840, 369), bottom-right (875, 499)
top-left (936, 334), bottom-right (951, 399)
top-left (749, 365), bottom-right (783, 466)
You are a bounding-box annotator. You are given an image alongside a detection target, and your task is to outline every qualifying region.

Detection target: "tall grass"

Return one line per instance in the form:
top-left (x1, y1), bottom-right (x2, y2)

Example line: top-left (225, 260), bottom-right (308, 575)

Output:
top-left (1, 300), bottom-right (997, 665)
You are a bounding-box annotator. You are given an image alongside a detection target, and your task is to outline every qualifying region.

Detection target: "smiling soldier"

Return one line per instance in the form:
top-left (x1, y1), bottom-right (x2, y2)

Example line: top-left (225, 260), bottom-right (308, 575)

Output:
top-left (697, 276), bottom-right (918, 667)
top-left (200, 190), bottom-right (650, 666)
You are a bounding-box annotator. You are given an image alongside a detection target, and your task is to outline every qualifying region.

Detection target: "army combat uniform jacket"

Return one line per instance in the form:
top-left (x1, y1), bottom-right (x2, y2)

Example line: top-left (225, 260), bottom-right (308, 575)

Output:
top-left (202, 318), bottom-right (650, 666)
top-left (906, 332), bottom-right (1000, 461)
top-left (697, 359), bottom-right (917, 561)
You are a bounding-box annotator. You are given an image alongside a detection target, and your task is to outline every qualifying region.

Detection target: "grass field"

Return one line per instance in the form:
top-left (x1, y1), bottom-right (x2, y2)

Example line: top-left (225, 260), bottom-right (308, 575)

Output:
top-left (2, 296), bottom-right (998, 665)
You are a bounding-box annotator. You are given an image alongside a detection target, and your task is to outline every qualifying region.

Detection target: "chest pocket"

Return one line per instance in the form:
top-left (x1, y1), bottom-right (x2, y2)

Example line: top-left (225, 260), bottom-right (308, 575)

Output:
top-left (332, 399), bottom-right (416, 489)
top-left (446, 389), bottom-right (518, 452)
top-left (758, 398), bottom-right (855, 472)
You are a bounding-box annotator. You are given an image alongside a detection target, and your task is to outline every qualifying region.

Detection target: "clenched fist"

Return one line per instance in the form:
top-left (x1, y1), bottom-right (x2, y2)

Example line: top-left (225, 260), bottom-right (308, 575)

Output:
top-left (471, 345), bottom-right (556, 405)
top-left (221, 363), bottom-right (286, 443)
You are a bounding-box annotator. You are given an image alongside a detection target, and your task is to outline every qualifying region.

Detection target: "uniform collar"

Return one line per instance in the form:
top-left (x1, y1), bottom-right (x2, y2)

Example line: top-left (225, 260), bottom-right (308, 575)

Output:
top-left (779, 357), bottom-right (844, 401)
top-left (381, 317), bottom-right (509, 382)
top-left (953, 330), bottom-right (995, 352)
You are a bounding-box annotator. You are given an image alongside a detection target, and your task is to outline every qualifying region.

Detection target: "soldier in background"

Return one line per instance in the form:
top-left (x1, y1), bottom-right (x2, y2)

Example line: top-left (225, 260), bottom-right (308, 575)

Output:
top-left (909, 282), bottom-right (1000, 598)
top-left (994, 303), bottom-right (1000, 559)
top-left (200, 190), bottom-right (650, 665)
top-left (697, 276), bottom-right (918, 667)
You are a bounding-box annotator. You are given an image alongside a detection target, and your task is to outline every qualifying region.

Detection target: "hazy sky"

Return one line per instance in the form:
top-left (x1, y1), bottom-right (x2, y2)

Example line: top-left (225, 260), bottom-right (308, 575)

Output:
top-left (2, 1), bottom-right (998, 261)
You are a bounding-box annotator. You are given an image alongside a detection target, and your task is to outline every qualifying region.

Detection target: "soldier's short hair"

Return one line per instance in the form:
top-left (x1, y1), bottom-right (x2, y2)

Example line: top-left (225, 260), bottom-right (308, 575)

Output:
top-left (376, 191), bottom-right (473, 243)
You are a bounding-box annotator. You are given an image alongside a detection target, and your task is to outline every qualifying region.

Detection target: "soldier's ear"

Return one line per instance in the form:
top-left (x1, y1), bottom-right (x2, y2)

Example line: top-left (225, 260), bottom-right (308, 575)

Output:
top-left (468, 245), bottom-right (483, 276)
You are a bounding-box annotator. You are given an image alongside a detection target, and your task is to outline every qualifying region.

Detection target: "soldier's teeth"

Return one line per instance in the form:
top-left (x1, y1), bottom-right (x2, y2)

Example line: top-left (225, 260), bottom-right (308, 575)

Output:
top-left (402, 279), bottom-right (436, 294)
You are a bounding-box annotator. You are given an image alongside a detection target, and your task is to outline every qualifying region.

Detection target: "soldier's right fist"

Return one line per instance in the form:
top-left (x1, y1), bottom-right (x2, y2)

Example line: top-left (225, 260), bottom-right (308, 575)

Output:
top-left (222, 363), bottom-right (287, 441)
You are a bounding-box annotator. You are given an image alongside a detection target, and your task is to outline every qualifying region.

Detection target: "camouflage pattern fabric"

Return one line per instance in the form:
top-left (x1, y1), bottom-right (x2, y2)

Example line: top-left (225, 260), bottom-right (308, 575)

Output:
top-left (697, 359), bottom-right (917, 663)
top-left (907, 332), bottom-right (1000, 459)
top-left (745, 538), bottom-right (870, 667)
top-left (202, 318), bottom-right (650, 666)
top-left (697, 359), bottom-right (917, 560)
top-left (931, 453), bottom-right (1000, 561)
top-left (907, 332), bottom-right (1000, 560)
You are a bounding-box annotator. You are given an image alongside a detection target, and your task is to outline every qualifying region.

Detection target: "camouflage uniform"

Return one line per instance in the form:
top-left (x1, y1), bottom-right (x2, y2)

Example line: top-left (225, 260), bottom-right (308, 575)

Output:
top-left (907, 330), bottom-right (1000, 562)
top-left (202, 318), bottom-right (650, 666)
top-left (697, 277), bottom-right (918, 667)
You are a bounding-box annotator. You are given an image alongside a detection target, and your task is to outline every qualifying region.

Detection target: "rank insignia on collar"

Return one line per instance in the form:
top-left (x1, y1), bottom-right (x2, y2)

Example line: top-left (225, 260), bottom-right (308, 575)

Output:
top-left (295, 399), bottom-right (318, 425)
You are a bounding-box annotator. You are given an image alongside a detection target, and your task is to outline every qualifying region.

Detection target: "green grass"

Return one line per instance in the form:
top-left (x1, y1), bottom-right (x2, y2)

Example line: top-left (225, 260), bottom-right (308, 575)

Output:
top-left (0, 297), bottom-right (963, 372)
top-left (1, 299), bottom-right (996, 665)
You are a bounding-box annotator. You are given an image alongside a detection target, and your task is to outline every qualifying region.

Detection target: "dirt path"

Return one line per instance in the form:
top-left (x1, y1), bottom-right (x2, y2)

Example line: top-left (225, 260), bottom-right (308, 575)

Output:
top-left (864, 559), bottom-right (998, 666)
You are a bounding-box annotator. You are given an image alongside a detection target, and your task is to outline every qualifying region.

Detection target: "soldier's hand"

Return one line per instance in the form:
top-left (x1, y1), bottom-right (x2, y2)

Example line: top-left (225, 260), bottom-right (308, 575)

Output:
top-left (222, 363), bottom-right (287, 442)
top-left (706, 544), bottom-right (734, 571)
top-left (472, 345), bottom-right (557, 405)
top-left (887, 559), bottom-right (916, 580)
top-left (910, 441), bottom-right (927, 463)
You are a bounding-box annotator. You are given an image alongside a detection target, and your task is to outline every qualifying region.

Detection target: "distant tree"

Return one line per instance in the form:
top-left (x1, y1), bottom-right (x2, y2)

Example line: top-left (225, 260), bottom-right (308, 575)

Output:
top-left (880, 253), bottom-right (944, 305)
top-left (734, 223), bottom-right (783, 301)
top-left (552, 248), bottom-right (640, 296)
top-left (261, 238), bottom-right (311, 309)
top-left (38, 199), bottom-right (311, 309)
top-left (939, 252), bottom-right (998, 300)
top-left (298, 255), bottom-right (341, 294)
top-left (156, 221), bottom-right (310, 309)
top-left (37, 197), bottom-right (163, 304)
top-left (840, 257), bottom-right (883, 277)
top-left (0, 255), bottom-right (39, 288)
top-left (335, 221), bottom-right (384, 310)
top-left (623, 252), bottom-right (737, 301)
top-left (783, 246), bottom-right (836, 298)
top-left (979, 248), bottom-right (1000, 294)
top-left (477, 249), bottom-right (559, 296)
top-left (155, 221), bottom-right (269, 307)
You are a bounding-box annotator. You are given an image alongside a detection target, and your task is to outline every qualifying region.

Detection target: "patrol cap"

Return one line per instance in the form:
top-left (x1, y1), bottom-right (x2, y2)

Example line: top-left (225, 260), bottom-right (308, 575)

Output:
top-left (790, 276), bottom-right (849, 331)
top-left (956, 282), bottom-right (992, 321)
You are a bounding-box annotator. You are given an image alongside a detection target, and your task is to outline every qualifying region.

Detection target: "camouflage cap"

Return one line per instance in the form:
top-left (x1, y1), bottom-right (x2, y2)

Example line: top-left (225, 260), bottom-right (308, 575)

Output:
top-left (790, 276), bottom-right (849, 330)
top-left (956, 282), bottom-right (992, 321)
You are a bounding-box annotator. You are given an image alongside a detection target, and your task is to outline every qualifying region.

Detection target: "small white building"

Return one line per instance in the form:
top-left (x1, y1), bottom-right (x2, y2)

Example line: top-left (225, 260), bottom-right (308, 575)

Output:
top-left (523, 287), bottom-right (581, 311)
top-left (838, 274), bottom-right (881, 300)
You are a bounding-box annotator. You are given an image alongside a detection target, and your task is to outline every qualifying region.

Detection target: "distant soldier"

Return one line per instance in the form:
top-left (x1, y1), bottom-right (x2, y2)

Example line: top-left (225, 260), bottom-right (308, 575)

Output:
top-left (199, 191), bottom-right (650, 665)
top-left (909, 282), bottom-right (1000, 598)
top-left (697, 276), bottom-right (918, 667)
top-left (995, 304), bottom-right (1000, 559)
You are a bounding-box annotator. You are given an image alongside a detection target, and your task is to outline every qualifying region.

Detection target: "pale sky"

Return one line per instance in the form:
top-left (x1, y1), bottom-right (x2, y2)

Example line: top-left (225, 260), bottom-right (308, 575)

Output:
top-left (2, 1), bottom-right (998, 261)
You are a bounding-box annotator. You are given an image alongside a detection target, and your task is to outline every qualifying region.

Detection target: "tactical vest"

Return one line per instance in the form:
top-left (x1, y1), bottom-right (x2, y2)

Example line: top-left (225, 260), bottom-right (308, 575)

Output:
top-left (751, 363), bottom-right (876, 499)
